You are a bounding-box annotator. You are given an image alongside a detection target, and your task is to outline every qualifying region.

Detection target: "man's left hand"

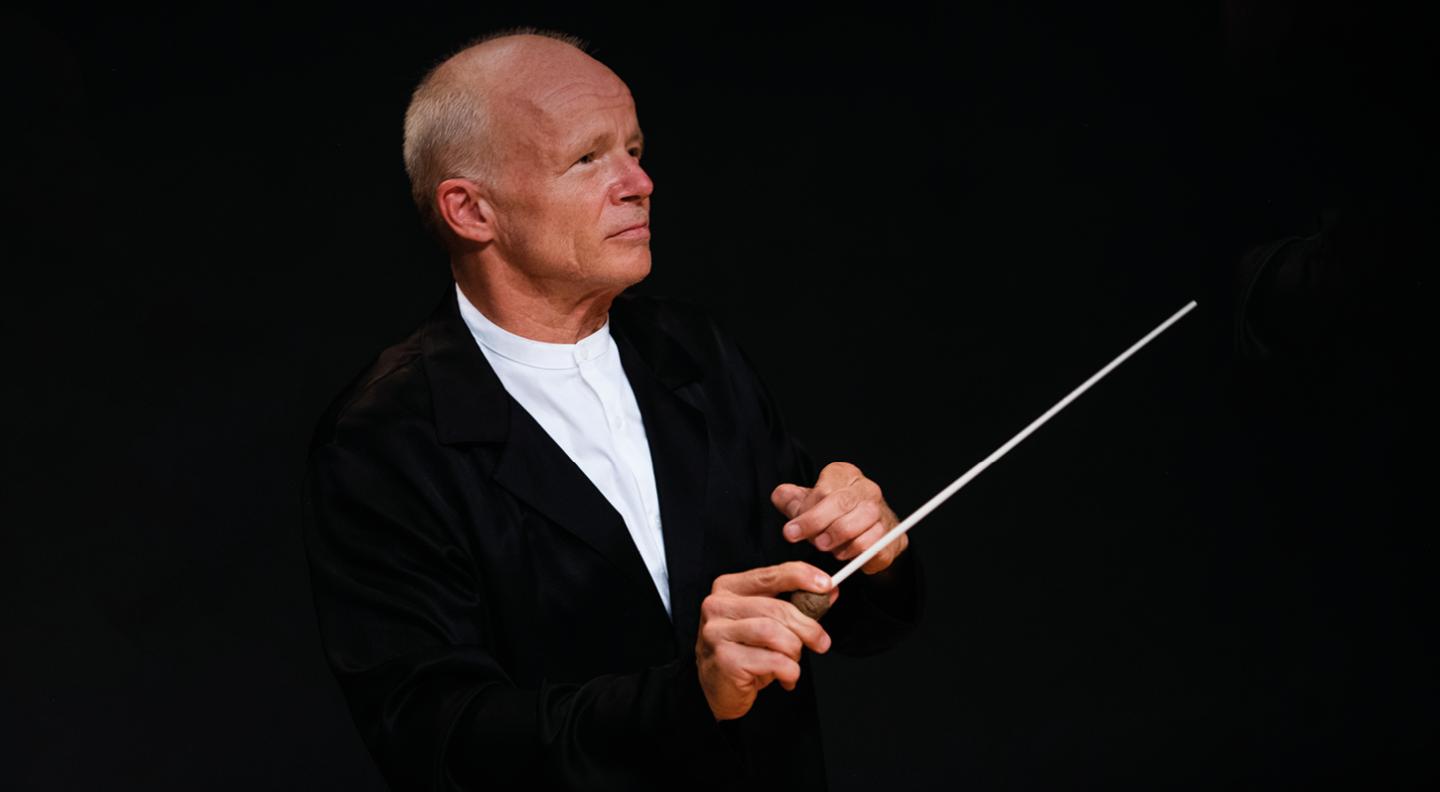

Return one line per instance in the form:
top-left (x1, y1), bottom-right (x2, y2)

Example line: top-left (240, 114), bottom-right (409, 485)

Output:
top-left (772, 462), bottom-right (908, 575)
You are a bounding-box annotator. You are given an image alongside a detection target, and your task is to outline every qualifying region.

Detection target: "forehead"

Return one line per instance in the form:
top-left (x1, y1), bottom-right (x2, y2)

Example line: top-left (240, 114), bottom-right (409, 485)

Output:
top-left (537, 75), bottom-right (634, 119)
top-left (494, 57), bottom-right (637, 142)
top-left (522, 73), bottom-right (637, 137)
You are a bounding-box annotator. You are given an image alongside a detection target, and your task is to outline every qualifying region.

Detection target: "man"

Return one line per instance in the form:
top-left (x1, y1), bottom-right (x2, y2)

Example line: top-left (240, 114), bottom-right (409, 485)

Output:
top-left (302, 29), bottom-right (923, 791)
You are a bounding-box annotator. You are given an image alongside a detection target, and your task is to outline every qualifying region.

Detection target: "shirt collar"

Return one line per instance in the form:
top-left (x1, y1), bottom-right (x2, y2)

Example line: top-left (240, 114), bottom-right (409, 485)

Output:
top-left (455, 283), bottom-right (612, 371)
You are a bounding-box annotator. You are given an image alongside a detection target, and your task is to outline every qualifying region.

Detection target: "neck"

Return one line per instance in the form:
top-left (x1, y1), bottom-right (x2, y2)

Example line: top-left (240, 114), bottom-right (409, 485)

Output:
top-left (454, 257), bottom-right (620, 344)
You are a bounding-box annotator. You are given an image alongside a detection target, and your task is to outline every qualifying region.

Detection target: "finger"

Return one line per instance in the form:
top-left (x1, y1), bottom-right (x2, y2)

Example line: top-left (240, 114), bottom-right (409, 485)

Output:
top-left (812, 499), bottom-right (881, 552)
top-left (702, 594), bottom-right (832, 653)
top-left (833, 521), bottom-right (887, 561)
top-left (783, 481), bottom-right (871, 543)
top-left (713, 616), bottom-right (806, 661)
top-left (815, 461), bottom-right (864, 490)
top-left (722, 643), bottom-right (802, 692)
top-left (770, 483), bottom-right (812, 520)
top-left (778, 463), bottom-right (860, 530)
top-left (861, 532), bottom-right (909, 574)
top-left (713, 561), bottom-right (832, 597)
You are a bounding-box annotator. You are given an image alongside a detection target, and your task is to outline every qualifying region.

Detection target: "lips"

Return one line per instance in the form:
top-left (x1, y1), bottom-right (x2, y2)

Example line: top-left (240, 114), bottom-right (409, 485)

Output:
top-left (608, 219), bottom-right (650, 239)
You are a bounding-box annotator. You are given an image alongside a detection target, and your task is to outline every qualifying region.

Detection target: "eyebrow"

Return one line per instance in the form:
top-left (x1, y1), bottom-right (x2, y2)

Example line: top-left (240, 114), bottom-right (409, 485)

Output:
top-left (569, 128), bottom-right (645, 156)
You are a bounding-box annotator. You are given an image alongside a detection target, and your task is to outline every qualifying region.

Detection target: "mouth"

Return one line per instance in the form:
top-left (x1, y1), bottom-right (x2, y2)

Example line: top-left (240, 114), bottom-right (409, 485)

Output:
top-left (608, 221), bottom-right (650, 240)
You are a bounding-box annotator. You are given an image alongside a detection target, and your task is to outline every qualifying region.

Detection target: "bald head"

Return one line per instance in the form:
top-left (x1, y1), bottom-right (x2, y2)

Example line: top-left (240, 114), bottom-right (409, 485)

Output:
top-left (402, 30), bottom-right (624, 232)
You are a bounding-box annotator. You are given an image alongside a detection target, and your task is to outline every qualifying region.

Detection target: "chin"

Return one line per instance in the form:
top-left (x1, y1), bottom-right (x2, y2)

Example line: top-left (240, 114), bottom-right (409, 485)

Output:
top-left (578, 243), bottom-right (650, 292)
top-left (612, 250), bottom-right (652, 287)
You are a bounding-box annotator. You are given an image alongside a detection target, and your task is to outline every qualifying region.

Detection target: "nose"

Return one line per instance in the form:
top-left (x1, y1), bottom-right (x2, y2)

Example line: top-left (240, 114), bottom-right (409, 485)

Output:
top-left (613, 156), bottom-right (654, 205)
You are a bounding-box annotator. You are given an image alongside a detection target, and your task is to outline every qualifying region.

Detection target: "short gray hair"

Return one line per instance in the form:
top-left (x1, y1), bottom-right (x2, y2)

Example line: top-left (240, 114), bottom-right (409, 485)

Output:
top-left (402, 28), bottom-right (590, 233)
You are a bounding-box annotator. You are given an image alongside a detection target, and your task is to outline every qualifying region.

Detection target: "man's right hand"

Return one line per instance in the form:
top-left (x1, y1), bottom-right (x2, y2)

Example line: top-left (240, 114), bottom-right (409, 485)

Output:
top-left (695, 561), bottom-right (838, 721)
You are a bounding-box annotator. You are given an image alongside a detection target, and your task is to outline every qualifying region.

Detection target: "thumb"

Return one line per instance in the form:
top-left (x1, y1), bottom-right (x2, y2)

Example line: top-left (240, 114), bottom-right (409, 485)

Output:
top-left (770, 483), bottom-right (811, 519)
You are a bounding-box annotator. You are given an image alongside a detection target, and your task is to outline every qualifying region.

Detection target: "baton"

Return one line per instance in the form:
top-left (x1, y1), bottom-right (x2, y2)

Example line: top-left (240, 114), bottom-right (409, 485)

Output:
top-left (790, 300), bottom-right (1198, 620)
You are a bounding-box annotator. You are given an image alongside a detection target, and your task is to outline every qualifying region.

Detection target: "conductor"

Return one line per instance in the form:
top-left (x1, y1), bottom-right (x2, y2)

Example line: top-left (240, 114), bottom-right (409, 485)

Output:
top-left (302, 29), bottom-right (923, 791)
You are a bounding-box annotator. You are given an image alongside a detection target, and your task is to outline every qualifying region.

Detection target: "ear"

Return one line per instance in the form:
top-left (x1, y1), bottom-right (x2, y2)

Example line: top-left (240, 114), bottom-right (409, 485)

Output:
top-left (436, 177), bottom-right (497, 245)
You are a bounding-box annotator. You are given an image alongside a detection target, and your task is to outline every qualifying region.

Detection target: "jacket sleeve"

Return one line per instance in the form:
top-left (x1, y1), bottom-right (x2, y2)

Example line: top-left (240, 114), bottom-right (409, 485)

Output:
top-left (302, 421), bottom-right (739, 792)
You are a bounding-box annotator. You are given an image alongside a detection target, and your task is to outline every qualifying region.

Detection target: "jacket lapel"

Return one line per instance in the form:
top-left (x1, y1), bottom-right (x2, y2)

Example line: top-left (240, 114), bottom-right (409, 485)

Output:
top-left (421, 288), bottom-right (660, 612)
top-left (490, 408), bottom-right (661, 604)
top-left (611, 301), bottom-right (711, 645)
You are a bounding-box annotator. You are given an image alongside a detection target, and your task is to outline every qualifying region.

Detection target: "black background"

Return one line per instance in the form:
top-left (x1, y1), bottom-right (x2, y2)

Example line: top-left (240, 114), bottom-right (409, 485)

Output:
top-left (4, 2), bottom-right (1433, 789)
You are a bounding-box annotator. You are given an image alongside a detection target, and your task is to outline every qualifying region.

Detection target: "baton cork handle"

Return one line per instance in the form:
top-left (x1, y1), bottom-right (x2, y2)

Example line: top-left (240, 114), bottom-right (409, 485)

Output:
top-left (789, 589), bottom-right (833, 621)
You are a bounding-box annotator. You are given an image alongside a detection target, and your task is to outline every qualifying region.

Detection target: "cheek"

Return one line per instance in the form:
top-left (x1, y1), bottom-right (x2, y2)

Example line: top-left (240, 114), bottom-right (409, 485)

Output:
top-left (516, 203), bottom-right (577, 260)
top-left (503, 181), bottom-right (611, 271)
top-left (566, 196), bottom-right (607, 251)
top-left (564, 175), bottom-right (609, 226)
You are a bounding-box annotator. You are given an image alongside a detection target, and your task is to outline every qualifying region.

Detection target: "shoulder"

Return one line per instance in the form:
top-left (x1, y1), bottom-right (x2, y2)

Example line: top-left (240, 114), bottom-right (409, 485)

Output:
top-left (610, 292), bottom-right (750, 372)
top-left (309, 324), bottom-right (436, 452)
top-left (611, 292), bottom-right (718, 340)
top-left (610, 292), bottom-right (786, 432)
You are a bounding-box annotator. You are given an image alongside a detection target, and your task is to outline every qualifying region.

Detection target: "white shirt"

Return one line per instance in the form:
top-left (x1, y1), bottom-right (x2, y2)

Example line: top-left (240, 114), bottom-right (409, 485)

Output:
top-left (455, 285), bottom-right (671, 616)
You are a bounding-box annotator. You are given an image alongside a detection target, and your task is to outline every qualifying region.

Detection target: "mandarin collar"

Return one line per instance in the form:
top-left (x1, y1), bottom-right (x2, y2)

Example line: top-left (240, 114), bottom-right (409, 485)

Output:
top-left (455, 284), bottom-right (613, 371)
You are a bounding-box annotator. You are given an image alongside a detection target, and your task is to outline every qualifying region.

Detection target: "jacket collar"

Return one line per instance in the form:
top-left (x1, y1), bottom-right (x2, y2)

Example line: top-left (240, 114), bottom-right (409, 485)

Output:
top-left (420, 286), bottom-right (703, 446)
top-left (420, 287), bottom-right (511, 445)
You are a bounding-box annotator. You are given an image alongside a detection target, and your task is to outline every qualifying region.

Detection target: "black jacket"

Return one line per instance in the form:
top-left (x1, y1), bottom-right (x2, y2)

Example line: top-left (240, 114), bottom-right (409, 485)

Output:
top-left (302, 287), bottom-right (923, 791)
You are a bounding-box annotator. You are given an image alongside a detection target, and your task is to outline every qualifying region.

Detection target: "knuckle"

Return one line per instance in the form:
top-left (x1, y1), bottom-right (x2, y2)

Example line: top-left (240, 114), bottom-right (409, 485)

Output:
top-left (773, 598), bottom-right (799, 623)
top-left (781, 634), bottom-right (804, 660)
top-left (814, 529), bottom-right (837, 551)
top-left (774, 599), bottom-right (807, 630)
top-left (777, 600), bottom-right (819, 637)
top-left (763, 598), bottom-right (791, 624)
top-left (756, 619), bottom-right (788, 648)
top-left (782, 561), bottom-right (813, 582)
top-left (712, 642), bottom-right (736, 669)
top-left (701, 595), bottom-right (722, 620)
top-left (773, 621), bottom-right (803, 654)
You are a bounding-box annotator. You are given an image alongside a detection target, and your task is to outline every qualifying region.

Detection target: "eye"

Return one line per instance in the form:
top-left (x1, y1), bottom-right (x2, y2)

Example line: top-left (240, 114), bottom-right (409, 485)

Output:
top-left (576, 152), bottom-right (596, 165)
top-left (628, 146), bottom-right (643, 159)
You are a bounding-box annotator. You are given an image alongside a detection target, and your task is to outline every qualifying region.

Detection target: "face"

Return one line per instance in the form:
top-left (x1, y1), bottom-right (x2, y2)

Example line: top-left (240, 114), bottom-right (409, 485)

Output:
top-left (486, 60), bottom-right (654, 296)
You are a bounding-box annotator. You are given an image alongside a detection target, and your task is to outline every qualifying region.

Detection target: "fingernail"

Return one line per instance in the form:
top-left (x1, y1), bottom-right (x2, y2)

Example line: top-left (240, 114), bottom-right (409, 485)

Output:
top-left (815, 535), bottom-right (830, 550)
top-left (784, 523), bottom-right (799, 540)
top-left (814, 574), bottom-right (831, 589)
